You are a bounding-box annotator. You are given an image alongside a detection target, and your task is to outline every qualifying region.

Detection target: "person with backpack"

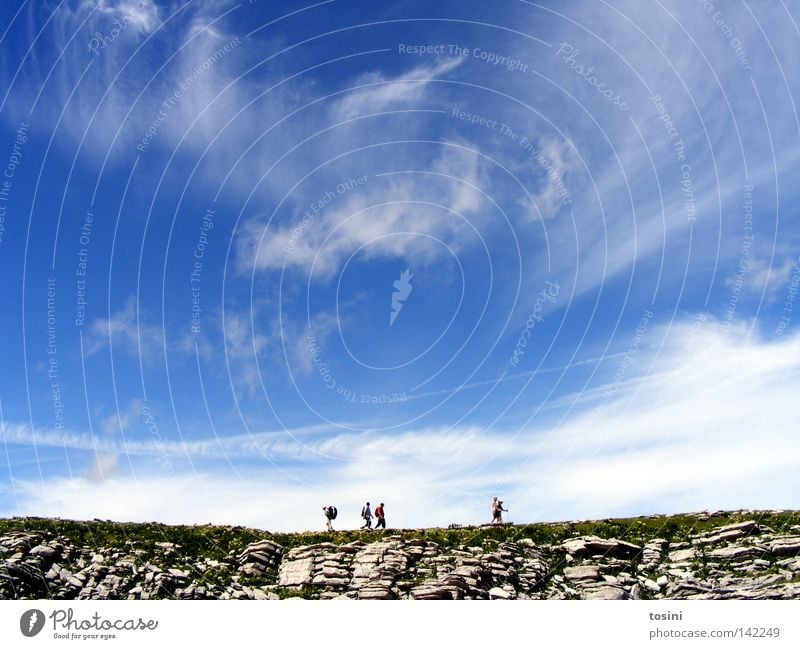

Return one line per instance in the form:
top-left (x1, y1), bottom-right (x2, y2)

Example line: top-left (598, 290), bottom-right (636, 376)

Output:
top-left (323, 505), bottom-right (337, 531)
top-left (491, 497), bottom-right (508, 525)
top-left (361, 501), bottom-right (372, 529)
top-left (374, 502), bottom-right (386, 529)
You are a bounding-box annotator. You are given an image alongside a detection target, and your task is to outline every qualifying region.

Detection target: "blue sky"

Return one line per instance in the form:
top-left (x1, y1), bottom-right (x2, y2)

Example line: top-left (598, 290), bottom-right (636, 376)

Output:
top-left (0, 0), bottom-right (799, 532)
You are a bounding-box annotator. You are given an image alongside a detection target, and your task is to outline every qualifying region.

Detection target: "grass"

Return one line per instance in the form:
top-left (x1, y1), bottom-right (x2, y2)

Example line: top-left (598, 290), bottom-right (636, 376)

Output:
top-left (2, 509), bottom-right (798, 566)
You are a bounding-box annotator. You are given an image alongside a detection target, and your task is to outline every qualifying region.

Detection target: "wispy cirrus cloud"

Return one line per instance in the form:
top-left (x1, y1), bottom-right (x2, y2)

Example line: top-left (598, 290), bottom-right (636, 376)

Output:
top-left (84, 296), bottom-right (164, 359)
top-left (236, 141), bottom-right (488, 277)
top-left (6, 317), bottom-right (799, 529)
top-left (332, 57), bottom-right (463, 121)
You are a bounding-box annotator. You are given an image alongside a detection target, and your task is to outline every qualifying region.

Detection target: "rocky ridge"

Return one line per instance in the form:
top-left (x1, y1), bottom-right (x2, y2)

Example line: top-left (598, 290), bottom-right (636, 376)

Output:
top-left (2, 511), bottom-right (799, 600)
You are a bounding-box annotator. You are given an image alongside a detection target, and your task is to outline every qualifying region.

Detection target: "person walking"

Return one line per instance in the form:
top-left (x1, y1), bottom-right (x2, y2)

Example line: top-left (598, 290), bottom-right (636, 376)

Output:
top-left (491, 498), bottom-right (508, 525)
top-left (361, 501), bottom-right (373, 529)
top-left (374, 502), bottom-right (386, 529)
top-left (323, 505), bottom-right (337, 531)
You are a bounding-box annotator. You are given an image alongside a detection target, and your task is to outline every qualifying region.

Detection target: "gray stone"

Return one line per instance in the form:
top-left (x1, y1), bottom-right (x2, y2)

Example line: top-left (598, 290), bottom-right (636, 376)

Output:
top-left (564, 565), bottom-right (601, 581)
top-left (411, 586), bottom-right (454, 600)
top-left (770, 537), bottom-right (800, 556)
top-left (488, 586), bottom-right (513, 599)
top-left (239, 562), bottom-right (268, 577)
top-left (29, 544), bottom-right (60, 559)
top-left (643, 578), bottom-right (661, 593)
top-left (707, 545), bottom-right (764, 560)
top-left (582, 585), bottom-right (626, 600)
top-left (278, 557), bottom-right (314, 587)
top-left (358, 587), bottom-right (395, 600)
top-left (311, 575), bottom-right (349, 587)
top-left (669, 548), bottom-right (696, 562)
top-left (560, 536), bottom-right (641, 558)
top-left (715, 521), bottom-right (758, 535)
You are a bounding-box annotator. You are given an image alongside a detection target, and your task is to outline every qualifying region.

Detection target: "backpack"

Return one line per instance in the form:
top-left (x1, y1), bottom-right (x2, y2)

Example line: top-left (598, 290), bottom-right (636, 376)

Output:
top-left (361, 506), bottom-right (366, 518)
top-left (328, 506), bottom-right (338, 520)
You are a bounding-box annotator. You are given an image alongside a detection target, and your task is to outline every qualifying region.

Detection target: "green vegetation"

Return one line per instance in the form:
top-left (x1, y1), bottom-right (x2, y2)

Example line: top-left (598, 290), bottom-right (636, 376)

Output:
top-left (2, 510), bottom-right (798, 600)
top-left (1, 509), bottom-right (798, 560)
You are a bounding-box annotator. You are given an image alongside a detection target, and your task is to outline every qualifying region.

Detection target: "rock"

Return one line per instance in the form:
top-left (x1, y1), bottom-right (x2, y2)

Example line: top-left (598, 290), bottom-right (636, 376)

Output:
top-left (410, 585), bottom-right (455, 600)
top-left (582, 585), bottom-right (626, 600)
top-left (239, 563), bottom-right (268, 577)
top-left (358, 587), bottom-right (395, 600)
top-left (716, 521), bottom-right (758, 535)
top-left (167, 568), bottom-right (189, 579)
top-left (29, 544), bottom-right (60, 560)
top-left (3, 510), bottom-right (800, 601)
top-left (560, 536), bottom-right (641, 558)
top-left (643, 578), bottom-right (661, 593)
top-left (311, 575), bottom-right (348, 588)
top-left (278, 557), bottom-right (314, 587)
top-left (488, 586), bottom-right (512, 599)
top-left (707, 545), bottom-right (764, 560)
top-left (564, 565), bottom-right (601, 581)
top-left (59, 568), bottom-right (83, 589)
top-left (770, 538), bottom-right (800, 556)
top-left (669, 548), bottom-right (696, 562)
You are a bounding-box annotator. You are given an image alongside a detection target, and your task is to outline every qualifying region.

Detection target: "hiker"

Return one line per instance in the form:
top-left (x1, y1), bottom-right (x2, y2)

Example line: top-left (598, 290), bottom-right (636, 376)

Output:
top-left (323, 505), bottom-right (337, 531)
top-left (361, 501), bottom-right (372, 529)
top-left (491, 497), bottom-right (508, 525)
top-left (374, 502), bottom-right (386, 529)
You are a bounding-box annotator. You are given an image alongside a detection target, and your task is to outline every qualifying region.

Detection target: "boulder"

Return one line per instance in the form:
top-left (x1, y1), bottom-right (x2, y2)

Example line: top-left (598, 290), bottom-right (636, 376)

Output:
top-left (770, 537), bottom-right (800, 556)
top-left (564, 565), bottom-right (601, 581)
top-left (278, 557), bottom-right (314, 587)
top-left (488, 586), bottom-right (513, 599)
top-left (707, 545), bottom-right (764, 560)
top-left (582, 585), bottom-right (626, 600)
top-left (560, 536), bottom-right (641, 558)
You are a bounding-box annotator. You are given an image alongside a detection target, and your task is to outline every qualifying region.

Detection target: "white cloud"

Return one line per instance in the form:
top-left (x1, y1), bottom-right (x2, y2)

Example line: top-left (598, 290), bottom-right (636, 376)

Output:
top-left (6, 317), bottom-right (800, 529)
top-left (83, 451), bottom-right (120, 482)
top-left (333, 58), bottom-right (463, 121)
top-left (726, 255), bottom-right (799, 296)
top-left (492, 0), bottom-right (800, 304)
top-left (237, 143), bottom-right (488, 277)
top-left (85, 296), bottom-right (164, 359)
top-left (100, 398), bottom-right (144, 436)
top-left (525, 136), bottom-right (580, 219)
top-left (92, 0), bottom-right (160, 34)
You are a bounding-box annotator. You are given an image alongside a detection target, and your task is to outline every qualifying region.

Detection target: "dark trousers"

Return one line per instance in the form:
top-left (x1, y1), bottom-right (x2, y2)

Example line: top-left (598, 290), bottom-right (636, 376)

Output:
top-left (375, 517), bottom-right (386, 529)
